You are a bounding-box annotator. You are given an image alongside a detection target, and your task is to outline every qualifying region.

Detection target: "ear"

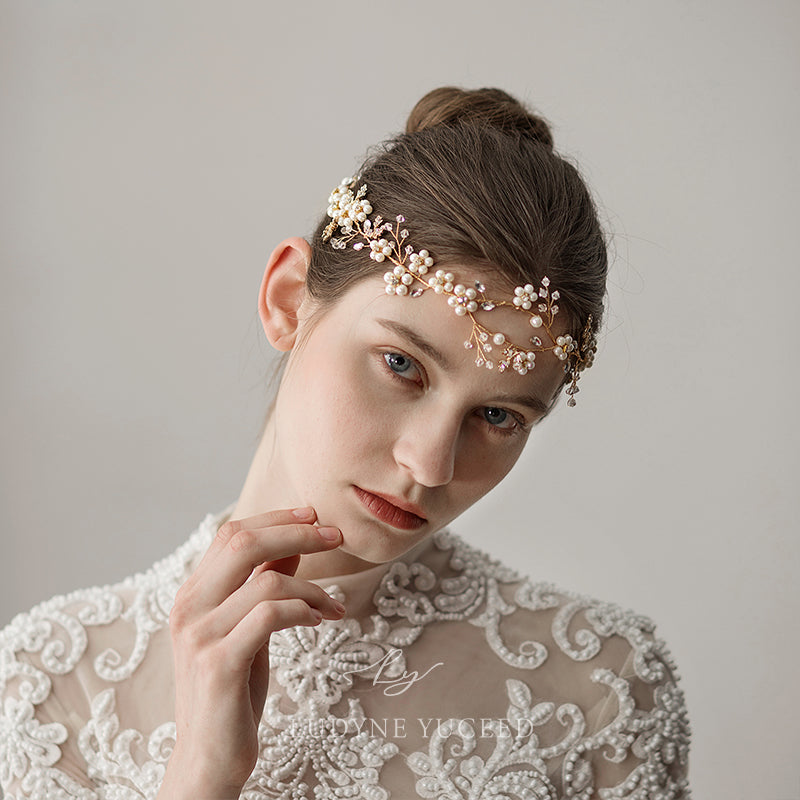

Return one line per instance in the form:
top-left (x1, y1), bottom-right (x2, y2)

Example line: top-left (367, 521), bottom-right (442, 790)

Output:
top-left (258, 237), bottom-right (313, 351)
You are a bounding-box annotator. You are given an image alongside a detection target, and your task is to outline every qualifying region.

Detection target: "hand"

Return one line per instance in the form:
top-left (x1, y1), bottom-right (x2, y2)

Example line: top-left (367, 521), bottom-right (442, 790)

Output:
top-left (157, 507), bottom-right (345, 799)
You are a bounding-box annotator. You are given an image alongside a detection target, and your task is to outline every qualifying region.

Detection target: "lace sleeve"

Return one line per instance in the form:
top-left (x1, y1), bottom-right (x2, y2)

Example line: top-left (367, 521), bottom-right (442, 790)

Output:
top-left (0, 613), bottom-right (100, 800)
top-left (556, 605), bottom-right (693, 799)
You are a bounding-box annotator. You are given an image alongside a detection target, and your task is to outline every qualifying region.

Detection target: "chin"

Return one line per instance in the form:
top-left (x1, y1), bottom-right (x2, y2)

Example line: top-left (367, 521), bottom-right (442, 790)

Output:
top-left (339, 516), bottom-right (431, 566)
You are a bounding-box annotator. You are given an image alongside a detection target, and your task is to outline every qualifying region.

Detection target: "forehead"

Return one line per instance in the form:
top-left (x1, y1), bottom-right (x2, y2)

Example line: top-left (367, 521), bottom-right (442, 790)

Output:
top-left (327, 271), bottom-right (570, 406)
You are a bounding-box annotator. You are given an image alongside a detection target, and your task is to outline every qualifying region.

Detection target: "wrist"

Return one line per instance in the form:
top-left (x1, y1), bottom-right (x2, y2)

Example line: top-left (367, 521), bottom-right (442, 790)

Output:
top-left (158, 746), bottom-right (245, 800)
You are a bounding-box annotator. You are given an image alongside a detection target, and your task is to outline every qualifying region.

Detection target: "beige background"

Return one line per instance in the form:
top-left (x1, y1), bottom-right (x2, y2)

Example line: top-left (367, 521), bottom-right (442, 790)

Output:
top-left (1, 2), bottom-right (798, 797)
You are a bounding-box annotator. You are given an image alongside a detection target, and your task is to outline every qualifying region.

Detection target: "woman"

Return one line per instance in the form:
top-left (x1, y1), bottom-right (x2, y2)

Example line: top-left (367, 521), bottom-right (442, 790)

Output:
top-left (0, 87), bottom-right (691, 799)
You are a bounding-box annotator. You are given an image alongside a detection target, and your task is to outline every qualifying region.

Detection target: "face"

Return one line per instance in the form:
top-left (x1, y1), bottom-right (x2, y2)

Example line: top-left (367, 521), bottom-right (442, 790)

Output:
top-left (263, 271), bottom-right (568, 578)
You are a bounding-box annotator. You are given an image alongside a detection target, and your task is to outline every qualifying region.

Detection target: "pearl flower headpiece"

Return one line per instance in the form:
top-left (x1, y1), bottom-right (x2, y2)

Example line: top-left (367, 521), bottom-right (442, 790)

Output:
top-left (322, 177), bottom-right (597, 405)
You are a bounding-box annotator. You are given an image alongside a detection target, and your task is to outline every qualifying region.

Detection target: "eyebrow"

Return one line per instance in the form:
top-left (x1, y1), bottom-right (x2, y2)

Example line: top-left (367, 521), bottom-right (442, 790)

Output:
top-left (375, 317), bottom-right (551, 417)
top-left (491, 392), bottom-right (552, 418)
top-left (375, 318), bottom-right (452, 370)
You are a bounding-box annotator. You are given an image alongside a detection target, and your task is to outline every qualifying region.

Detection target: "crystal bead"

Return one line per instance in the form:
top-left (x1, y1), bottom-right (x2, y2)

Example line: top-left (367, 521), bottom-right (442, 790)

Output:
top-left (481, 302), bottom-right (495, 311)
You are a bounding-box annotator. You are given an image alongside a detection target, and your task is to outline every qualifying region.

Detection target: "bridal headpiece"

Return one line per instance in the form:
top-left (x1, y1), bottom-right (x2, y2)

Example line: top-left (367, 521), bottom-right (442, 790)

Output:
top-left (322, 177), bottom-right (597, 405)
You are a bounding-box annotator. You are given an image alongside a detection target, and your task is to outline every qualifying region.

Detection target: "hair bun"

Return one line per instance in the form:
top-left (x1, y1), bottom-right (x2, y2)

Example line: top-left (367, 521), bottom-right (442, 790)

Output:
top-left (405, 86), bottom-right (554, 149)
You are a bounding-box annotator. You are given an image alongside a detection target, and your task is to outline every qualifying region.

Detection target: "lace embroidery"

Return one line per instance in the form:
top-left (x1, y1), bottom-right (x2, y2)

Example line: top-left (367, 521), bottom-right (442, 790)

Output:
top-left (406, 679), bottom-right (584, 800)
top-left (0, 512), bottom-right (691, 799)
top-left (78, 689), bottom-right (175, 800)
top-left (0, 695), bottom-right (67, 786)
top-left (560, 669), bottom-right (690, 800)
top-left (9, 767), bottom-right (98, 800)
top-left (244, 695), bottom-right (399, 800)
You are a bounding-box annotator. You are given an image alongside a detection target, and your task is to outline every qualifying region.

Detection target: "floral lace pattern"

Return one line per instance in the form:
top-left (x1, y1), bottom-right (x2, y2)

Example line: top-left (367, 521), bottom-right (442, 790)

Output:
top-left (0, 512), bottom-right (691, 799)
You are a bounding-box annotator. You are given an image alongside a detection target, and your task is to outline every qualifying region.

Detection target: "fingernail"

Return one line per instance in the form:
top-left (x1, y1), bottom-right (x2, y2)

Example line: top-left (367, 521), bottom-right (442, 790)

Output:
top-left (317, 526), bottom-right (341, 542)
top-left (293, 506), bottom-right (315, 520)
top-left (332, 600), bottom-right (346, 615)
top-left (311, 609), bottom-right (323, 623)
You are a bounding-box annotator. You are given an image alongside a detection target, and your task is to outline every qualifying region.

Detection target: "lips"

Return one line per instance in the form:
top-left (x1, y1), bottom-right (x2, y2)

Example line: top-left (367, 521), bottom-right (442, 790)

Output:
top-left (353, 486), bottom-right (427, 530)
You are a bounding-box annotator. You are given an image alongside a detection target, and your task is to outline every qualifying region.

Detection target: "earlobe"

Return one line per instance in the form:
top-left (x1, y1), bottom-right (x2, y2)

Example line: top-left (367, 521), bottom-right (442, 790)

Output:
top-left (258, 237), bottom-right (312, 351)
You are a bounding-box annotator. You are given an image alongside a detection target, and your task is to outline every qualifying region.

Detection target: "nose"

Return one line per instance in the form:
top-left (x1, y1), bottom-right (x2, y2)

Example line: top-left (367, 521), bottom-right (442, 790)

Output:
top-left (393, 413), bottom-right (459, 488)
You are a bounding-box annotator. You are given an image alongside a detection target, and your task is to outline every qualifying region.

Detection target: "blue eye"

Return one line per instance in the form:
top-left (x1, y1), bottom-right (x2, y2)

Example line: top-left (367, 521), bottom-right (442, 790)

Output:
top-left (381, 351), bottom-right (424, 386)
top-left (482, 407), bottom-right (509, 427)
top-left (384, 352), bottom-right (413, 375)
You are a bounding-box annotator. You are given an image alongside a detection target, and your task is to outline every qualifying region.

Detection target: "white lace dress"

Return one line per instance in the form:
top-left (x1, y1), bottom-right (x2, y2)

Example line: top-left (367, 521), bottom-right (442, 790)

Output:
top-left (0, 509), bottom-right (691, 799)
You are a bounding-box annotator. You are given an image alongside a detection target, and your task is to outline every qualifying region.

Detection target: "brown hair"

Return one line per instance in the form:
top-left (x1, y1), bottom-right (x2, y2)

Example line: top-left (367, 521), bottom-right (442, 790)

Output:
top-left (306, 86), bottom-right (608, 344)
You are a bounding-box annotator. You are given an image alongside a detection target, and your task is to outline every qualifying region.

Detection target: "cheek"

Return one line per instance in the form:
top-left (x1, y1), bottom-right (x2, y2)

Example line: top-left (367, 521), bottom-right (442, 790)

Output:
top-left (305, 353), bottom-right (394, 458)
top-left (454, 426), bottom-right (527, 494)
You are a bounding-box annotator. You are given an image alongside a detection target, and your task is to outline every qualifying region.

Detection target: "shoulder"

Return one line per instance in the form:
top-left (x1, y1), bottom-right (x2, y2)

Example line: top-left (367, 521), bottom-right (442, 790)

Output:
top-left (0, 509), bottom-right (220, 798)
top-left (402, 529), bottom-right (693, 797)
top-left (0, 508), bottom-right (218, 675)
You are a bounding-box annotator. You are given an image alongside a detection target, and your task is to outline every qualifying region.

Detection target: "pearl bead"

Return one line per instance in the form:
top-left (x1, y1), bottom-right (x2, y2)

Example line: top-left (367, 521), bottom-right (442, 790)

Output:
top-left (530, 316), bottom-right (543, 328)
top-left (455, 306), bottom-right (467, 316)
top-left (492, 333), bottom-right (505, 345)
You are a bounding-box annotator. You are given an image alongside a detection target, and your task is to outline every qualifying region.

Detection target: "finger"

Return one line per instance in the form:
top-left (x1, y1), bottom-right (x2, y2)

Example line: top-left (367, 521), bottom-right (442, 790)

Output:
top-left (227, 598), bottom-right (324, 664)
top-left (199, 507), bottom-right (317, 568)
top-left (207, 570), bottom-right (345, 640)
top-left (258, 554), bottom-right (301, 577)
top-left (187, 519), bottom-right (341, 612)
